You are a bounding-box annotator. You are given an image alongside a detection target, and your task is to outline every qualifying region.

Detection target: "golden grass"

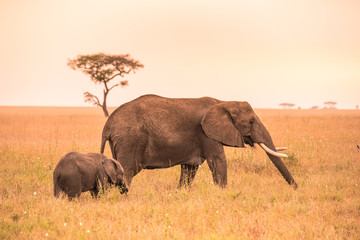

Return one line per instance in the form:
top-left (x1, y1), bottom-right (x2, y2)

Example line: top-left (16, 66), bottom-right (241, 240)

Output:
top-left (0, 106), bottom-right (359, 239)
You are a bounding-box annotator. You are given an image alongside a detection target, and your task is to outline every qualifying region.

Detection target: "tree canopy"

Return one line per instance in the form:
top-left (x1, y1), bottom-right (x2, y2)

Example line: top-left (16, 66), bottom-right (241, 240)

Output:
top-left (279, 103), bottom-right (295, 109)
top-left (324, 101), bottom-right (337, 109)
top-left (68, 53), bottom-right (144, 116)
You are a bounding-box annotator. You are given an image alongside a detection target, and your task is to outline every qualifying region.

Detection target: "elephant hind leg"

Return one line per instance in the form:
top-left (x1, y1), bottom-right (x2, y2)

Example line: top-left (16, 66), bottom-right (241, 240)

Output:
top-left (62, 177), bottom-right (82, 200)
top-left (65, 187), bottom-right (82, 200)
top-left (178, 164), bottom-right (199, 188)
top-left (66, 186), bottom-right (82, 200)
top-left (54, 182), bottom-right (63, 198)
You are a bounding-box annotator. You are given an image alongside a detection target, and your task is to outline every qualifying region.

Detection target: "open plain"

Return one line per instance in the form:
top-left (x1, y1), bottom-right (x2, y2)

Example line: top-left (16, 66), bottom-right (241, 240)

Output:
top-left (0, 106), bottom-right (359, 239)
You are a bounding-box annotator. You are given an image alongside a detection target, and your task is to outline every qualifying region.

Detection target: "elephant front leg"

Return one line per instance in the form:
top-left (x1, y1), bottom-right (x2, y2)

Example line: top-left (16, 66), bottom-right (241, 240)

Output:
top-left (201, 139), bottom-right (228, 187)
top-left (90, 190), bottom-right (99, 199)
top-left (92, 176), bottom-right (106, 199)
top-left (91, 182), bottom-right (101, 199)
top-left (206, 153), bottom-right (227, 187)
top-left (178, 164), bottom-right (199, 188)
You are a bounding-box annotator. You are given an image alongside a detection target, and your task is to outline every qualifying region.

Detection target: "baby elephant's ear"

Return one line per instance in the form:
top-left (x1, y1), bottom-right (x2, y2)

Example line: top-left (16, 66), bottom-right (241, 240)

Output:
top-left (102, 158), bottom-right (117, 184)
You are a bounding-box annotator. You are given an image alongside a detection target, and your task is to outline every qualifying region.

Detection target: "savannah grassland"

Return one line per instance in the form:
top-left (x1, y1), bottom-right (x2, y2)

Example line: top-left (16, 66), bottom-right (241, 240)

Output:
top-left (0, 106), bottom-right (359, 240)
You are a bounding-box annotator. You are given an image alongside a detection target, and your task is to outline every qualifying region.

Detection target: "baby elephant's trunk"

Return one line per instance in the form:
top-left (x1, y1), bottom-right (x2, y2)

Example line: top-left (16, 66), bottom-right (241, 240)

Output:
top-left (120, 186), bottom-right (128, 194)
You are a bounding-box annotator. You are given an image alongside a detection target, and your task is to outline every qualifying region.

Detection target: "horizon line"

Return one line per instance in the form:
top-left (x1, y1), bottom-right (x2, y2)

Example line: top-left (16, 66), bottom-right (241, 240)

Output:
top-left (0, 105), bottom-right (358, 110)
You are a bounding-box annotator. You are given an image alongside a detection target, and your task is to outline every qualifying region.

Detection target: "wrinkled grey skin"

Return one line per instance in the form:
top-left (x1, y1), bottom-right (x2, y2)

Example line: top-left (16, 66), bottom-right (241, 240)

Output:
top-left (53, 152), bottom-right (128, 200)
top-left (101, 95), bottom-right (297, 189)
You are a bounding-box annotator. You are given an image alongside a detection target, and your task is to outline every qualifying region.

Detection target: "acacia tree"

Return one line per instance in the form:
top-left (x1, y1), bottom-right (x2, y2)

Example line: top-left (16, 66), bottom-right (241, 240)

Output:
top-left (279, 103), bottom-right (295, 109)
top-left (324, 101), bottom-right (337, 109)
top-left (68, 53), bottom-right (144, 117)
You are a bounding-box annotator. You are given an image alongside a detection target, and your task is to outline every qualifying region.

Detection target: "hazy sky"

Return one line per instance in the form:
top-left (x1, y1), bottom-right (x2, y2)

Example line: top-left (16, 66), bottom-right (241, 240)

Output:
top-left (1, 0), bottom-right (359, 108)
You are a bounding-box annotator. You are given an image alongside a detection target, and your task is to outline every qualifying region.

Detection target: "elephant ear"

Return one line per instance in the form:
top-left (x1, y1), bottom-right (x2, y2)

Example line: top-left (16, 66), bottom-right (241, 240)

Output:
top-left (201, 103), bottom-right (245, 147)
top-left (102, 158), bottom-right (117, 184)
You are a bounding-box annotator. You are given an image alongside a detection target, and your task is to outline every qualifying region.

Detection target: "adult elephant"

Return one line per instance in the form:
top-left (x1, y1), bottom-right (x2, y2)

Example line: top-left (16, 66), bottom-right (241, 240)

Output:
top-left (101, 94), bottom-right (297, 189)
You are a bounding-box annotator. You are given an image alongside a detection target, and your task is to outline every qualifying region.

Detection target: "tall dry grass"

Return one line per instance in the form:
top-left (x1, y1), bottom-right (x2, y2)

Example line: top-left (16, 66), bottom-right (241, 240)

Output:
top-left (0, 106), bottom-right (359, 239)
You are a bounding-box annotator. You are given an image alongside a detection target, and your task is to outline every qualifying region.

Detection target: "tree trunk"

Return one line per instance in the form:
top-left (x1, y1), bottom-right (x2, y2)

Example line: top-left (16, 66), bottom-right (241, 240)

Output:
top-left (102, 105), bottom-right (109, 117)
top-left (102, 90), bottom-right (109, 117)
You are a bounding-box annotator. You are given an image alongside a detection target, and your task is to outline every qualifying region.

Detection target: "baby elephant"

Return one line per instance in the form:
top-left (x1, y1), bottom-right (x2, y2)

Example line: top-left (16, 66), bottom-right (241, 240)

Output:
top-left (53, 152), bottom-right (128, 199)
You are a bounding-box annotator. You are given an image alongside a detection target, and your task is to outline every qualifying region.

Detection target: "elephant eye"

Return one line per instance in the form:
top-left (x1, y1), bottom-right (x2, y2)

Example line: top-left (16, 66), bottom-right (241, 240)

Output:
top-left (249, 117), bottom-right (255, 124)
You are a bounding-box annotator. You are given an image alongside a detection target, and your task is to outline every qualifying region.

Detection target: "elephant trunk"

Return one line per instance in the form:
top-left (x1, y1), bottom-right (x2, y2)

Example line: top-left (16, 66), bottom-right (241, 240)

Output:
top-left (252, 118), bottom-right (298, 189)
top-left (262, 141), bottom-right (298, 189)
top-left (120, 185), bottom-right (128, 194)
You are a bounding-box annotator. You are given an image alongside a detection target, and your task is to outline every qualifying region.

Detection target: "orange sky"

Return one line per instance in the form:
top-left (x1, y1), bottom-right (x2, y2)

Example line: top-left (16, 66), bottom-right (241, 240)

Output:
top-left (0, 0), bottom-right (359, 108)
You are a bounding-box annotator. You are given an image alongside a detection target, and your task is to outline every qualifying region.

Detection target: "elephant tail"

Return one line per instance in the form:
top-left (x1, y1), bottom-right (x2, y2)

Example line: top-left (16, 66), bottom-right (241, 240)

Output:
top-left (100, 134), bottom-right (117, 160)
top-left (100, 134), bottom-right (107, 154)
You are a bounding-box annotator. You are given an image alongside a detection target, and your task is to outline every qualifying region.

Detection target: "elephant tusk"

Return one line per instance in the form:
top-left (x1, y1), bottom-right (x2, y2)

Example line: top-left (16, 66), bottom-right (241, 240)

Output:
top-left (259, 143), bottom-right (288, 158)
top-left (276, 147), bottom-right (288, 151)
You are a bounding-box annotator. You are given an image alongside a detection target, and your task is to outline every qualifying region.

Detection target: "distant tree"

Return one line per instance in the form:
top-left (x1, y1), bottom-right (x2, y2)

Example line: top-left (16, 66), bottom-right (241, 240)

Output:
top-left (68, 53), bottom-right (144, 117)
top-left (310, 106), bottom-right (319, 110)
top-left (279, 103), bottom-right (295, 109)
top-left (324, 101), bottom-right (337, 109)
